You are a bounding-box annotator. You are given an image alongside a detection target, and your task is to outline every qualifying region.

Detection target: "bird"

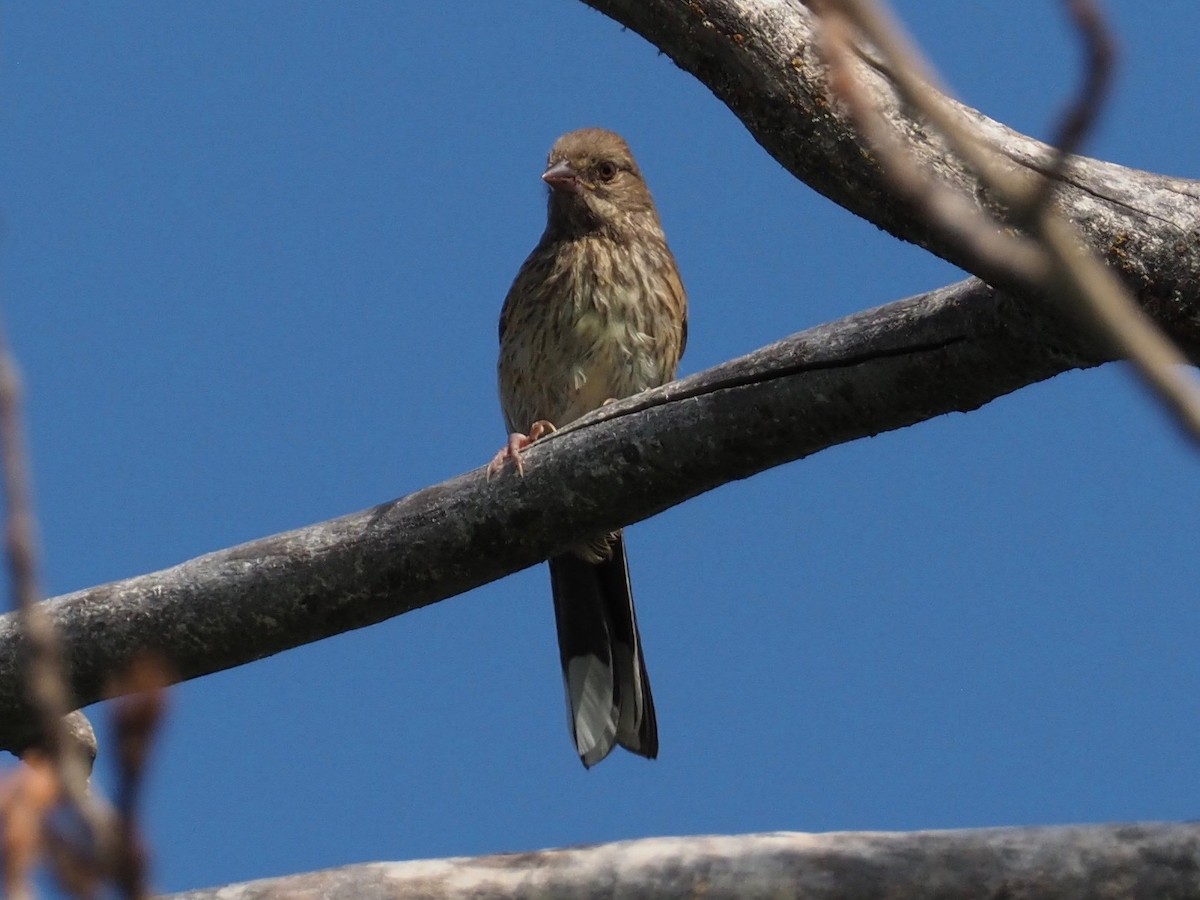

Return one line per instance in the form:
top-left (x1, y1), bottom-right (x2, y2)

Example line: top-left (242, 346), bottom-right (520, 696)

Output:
top-left (490, 128), bottom-right (688, 767)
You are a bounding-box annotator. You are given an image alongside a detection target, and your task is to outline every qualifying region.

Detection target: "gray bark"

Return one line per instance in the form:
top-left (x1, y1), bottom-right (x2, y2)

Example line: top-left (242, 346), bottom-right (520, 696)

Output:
top-left (163, 824), bottom-right (1200, 899)
top-left (583, 0), bottom-right (1200, 352)
top-left (0, 279), bottom-right (1099, 753)
top-left (4, 1), bottom-right (1193, 753)
top-left (4, 1), bottom-right (1199, 896)
top-left (0, 0), bottom-right (1190, 753)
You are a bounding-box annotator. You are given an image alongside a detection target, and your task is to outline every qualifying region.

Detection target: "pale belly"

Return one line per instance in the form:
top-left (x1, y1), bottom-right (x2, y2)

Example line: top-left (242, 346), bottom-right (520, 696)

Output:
top-left (499, 230), bottom-right (685, 436)
top-left (556, 308), bottom-right (665, 423)
top-left (501, 293), bottom-right (671, 433)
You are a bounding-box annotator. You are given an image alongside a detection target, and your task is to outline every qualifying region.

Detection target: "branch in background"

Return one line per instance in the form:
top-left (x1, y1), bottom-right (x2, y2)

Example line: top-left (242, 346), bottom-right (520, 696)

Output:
top-left (1026, 0), bottom-right (1116, 212)
top-left (161, 823), bottom-right (1200, 899)
top-left (108, 655), bottom-right (171, 900)
top-left (0, 318), bottom-right (159, 897)
top-left (0, 2), bottom-right (1195, 895)
top-left (0, 329), bottom-right (85, 790)
top-left (0, 752), bottom-right (57, 900)
top-left (581, 0), bottom-right (1200, 357)
top-left (0, 319), bottom-right (114, 893)
top-left (0, 278), bottom-right (1108, 751)
top-left (812, 6), bottom-right (1049, 284)
top-left (0, 1), bottom-right (1182, 762)
top-left (812, 0), bottom-right (1200, 443)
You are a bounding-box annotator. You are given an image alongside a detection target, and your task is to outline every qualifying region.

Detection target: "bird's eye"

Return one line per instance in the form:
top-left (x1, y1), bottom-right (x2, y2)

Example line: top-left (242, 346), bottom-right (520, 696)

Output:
top-left (596, 161), bottom-right (619, 182)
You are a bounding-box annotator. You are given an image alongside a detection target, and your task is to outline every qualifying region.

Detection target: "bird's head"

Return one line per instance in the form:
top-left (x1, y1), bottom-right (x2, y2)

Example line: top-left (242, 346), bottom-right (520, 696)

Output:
top-left (541, 128), bottom-right (659, 238)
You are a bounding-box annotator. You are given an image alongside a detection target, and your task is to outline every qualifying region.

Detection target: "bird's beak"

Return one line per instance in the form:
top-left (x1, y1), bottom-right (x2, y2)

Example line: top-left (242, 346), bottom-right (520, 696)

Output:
top-left (542, 159), bottom-right (578, 193)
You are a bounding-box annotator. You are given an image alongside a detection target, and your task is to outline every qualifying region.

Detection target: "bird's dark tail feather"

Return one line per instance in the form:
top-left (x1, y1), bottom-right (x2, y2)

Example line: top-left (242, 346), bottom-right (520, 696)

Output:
top-left (549, 532), bottom-right (658, 768)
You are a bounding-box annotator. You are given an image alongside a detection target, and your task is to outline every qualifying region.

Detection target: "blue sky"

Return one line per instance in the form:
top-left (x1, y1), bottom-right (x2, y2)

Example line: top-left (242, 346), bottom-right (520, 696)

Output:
top-left (2, 1), bottom-right (1199, 893)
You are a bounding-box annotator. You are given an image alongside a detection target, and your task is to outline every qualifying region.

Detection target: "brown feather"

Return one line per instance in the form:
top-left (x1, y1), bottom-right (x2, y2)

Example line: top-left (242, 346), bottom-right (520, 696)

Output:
top-left (496, 128), bottom-right (685, 766)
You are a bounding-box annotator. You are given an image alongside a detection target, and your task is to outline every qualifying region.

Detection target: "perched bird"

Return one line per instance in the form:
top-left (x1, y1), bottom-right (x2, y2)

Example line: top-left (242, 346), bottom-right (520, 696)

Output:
top-left (492, 128), bottom-right (688, 767)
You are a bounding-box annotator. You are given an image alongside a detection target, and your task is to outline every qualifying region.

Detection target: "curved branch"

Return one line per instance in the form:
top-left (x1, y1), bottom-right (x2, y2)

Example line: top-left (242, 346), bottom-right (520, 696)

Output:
top-left (2, 4), bottom-right (1195, 895)
top-left (163, 823), bottom-right (1200, 899)
top-left (809, 0), bottom-right (1200, 439)
top-left (1, 1), bottom-right (1194, 756)
top-left (583, 0), bottom-right (1200, 353)
top-left (0, 279), bottom-right (1098, 751)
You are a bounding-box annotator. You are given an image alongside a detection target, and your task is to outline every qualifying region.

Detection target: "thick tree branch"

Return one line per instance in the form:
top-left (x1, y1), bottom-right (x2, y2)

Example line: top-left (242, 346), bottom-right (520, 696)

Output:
top-left (811, 0), bottom-right (1200, 441)
top-left (0, 279), bottom-right (1102, 752)
top-left (1, 4), bottom-right (1195, 894)
top-left (163, 823), bottom-right (1200, 899)
top-left (582, 0), bottom-right (1200, 354)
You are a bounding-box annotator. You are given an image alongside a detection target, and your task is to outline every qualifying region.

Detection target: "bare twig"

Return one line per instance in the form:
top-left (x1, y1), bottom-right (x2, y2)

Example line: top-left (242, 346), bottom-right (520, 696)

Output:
top-left (1018, 0), bottom-right (1117, 216)
top-left (1039, 214), bottom-right (1200, 435)
top-left (0, 752), bottom-right (57, 900)
top-left (0, 332), bottom-right (82, 774)
top-left (108, 655), bottom-right (171, 900)
top-left (823, 0), bottom-right (1041, 202)
top-left (814, 0), bottom-right (1200, 443)
top-left (814, 3), bottom-right (1050, 284)
top-left (0, 317), bottom-right (112, 890)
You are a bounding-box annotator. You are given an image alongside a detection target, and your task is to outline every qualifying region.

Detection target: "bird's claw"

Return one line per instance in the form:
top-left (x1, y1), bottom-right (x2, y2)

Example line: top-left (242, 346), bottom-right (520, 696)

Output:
top-left (486, 420), bottom-right (557, 480)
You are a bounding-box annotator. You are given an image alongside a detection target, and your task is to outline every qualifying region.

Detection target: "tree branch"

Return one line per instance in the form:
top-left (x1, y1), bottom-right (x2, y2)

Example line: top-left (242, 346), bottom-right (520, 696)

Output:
top-left (0, 278), bottom-right (1104, 752)
top-left (162, 823), bottom-right (1200, 899)
top-left (811, 0), bottom-right (1200, 442)
top-left (0, 0), bottom-right (1183, 758)
top-left (582, 0), bottom-right (1200, 355)
top-left (1, 3), bottom-right (1195, 894)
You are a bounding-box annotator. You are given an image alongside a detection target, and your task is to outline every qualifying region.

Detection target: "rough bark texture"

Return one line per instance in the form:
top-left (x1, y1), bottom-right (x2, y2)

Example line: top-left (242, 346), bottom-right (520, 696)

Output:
top-left (0, 2), bottom-right (1189, 755)
top-left (583, 0), bottom-right (1200, 352)
top-left (4, 2), bottom-right (1199, 896)
top-left (0, 279), bottom-right (1097, 753)
top-left (163, 823), bottom-right (1200, 899)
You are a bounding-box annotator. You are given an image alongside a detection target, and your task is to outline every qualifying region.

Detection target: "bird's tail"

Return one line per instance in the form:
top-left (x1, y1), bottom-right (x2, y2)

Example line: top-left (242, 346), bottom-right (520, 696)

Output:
top-left (548, 531), bottom-right (658, 768)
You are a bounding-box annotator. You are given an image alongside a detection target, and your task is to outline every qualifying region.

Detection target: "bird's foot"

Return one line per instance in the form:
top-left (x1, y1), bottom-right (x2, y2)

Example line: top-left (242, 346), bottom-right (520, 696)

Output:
top-left (486, 420), bottom-right (557, 479)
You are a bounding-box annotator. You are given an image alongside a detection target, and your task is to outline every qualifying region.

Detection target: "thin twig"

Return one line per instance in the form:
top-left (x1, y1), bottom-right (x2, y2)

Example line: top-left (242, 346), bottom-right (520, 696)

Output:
top-left (827, 0), bottom-right (1042, 205)
top-left (1040, 215), bottom-right (1200, 435)
top-left (0, 752), bottom-right (57, 900)
top-left (1017, 0), bottom-right (1117, 218)
top-left (109, 654), bottom-right (171, 900)
top-left (0, 328), bottom-right (88, 791)
top-left (814, 0), bottom-right (1200, 444)
top-left (814, 2), bottom-right (1050, 284)
top-left (0, 317), bottom-right (111, 885)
